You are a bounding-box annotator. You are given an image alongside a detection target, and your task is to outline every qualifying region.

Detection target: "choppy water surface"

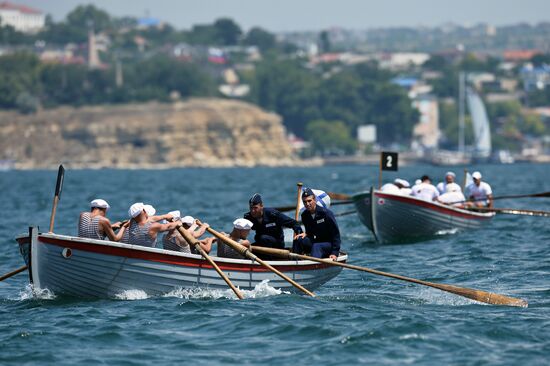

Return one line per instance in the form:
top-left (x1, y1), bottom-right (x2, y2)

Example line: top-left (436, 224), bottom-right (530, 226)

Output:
top-left (0, 164), bottom-right (548, 365)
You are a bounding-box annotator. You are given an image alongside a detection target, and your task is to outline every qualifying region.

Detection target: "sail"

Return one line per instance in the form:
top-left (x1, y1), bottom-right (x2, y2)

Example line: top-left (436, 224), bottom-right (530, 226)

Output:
top-left (466, 87), bottom-right (492, 158)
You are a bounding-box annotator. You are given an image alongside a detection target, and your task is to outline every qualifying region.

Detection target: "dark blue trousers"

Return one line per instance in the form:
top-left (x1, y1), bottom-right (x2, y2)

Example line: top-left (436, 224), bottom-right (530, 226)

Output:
top-left (255, 234), bottom-right (285, 249)
top-left (292, 237), bottom-right (332, 258)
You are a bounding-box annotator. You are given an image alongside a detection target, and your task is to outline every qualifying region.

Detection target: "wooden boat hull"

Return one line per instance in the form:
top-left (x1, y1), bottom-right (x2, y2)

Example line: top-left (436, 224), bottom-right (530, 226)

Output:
top-left (16, 227), bottom-right (345, 298)
top-left (352, 188), bottom-right (495, 244)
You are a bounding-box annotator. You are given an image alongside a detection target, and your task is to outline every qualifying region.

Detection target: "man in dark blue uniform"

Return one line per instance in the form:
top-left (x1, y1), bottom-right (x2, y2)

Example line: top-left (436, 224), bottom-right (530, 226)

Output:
top-left (244, 193), bottom-right (303, 249)
top-left (293, 188), bottom-right (340, 259)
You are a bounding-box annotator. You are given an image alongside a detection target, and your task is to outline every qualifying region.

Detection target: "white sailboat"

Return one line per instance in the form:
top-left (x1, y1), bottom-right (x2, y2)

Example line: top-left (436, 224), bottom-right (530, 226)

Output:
top-left (431, 72), bottom-right (492, 165)
top-left (466, 86), bottom-right (492, 160)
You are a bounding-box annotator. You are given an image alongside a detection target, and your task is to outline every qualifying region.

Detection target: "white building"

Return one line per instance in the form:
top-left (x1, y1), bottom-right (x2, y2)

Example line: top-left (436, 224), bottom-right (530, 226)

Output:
top-left (0, 2), bottom-right (45, 33)
top-left (412, 95), bottom-right (440, 150)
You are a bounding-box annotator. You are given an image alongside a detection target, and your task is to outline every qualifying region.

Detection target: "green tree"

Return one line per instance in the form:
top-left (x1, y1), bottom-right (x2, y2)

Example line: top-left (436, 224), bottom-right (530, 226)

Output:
top-left (0, 52), bottom-right (40, 108)
top-left (213, 18), bottom-right (242, 45)
top-left (365, 83), bottom-right (419, 144)
top-left (250, 59), bottom-right (321, 136)
top-left (319, 30), bottom-right (331, 53)
top-left (318, 71), bottom-right (366, 131)
top-left (306, 120), bottom-right (357, 155)
top-left (243, 27), bottom-right (276, 52)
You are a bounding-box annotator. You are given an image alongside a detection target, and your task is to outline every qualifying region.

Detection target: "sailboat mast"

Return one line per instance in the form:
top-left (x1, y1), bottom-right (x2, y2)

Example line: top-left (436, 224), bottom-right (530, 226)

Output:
top-left (458, 71), bottom-right (465, 154)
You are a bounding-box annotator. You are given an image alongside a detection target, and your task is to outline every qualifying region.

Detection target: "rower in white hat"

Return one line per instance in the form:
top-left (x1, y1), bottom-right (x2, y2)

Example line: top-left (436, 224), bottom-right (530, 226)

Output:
top-left (162, 214), bottom-right (214, 254)
top-left (217, 218), bottom-right (253, 259)
top-left (465, 171), bottom-right (493, 208)
top-left (125, 202), bottom-right (181, 247)
top-left (437, 171), bottom-right (461, 195)
top-left (78, 198), bottom-right (129, 242)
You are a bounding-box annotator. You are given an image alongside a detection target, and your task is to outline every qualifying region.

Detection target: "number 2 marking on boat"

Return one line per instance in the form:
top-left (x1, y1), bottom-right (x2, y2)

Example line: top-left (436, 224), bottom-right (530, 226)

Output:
top-left (386, 156), bottom-right (392, 167)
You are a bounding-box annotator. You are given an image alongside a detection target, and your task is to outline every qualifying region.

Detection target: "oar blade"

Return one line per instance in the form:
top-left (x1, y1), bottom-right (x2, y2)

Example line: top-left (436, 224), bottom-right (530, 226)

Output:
top-left (434, 283), bottom-right (528, 307)
top-left (55, 164), bottom-right (65, 199)
top-left (327, 192), bottom-right (351, 200)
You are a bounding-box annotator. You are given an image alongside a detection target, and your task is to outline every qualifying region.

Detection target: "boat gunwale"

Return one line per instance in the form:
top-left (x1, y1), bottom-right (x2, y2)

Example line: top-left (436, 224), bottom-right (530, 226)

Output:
top-left (353, 189), bottom-right (495, 220)
top-left (15, 232), bottom-right (348, 271)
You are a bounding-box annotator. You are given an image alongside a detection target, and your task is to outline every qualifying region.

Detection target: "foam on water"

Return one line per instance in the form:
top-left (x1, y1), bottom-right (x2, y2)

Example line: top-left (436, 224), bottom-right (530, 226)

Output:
top-left (435, 228), bottom-right (460, 236)
top-left (163, 280), bottom-right (287, 300)
top-left (114, 289), bottom-right (149, 300)
top-left (413, 287), bottom-right (480, 306)
top-left (12, 284), bottom-right (56, 301)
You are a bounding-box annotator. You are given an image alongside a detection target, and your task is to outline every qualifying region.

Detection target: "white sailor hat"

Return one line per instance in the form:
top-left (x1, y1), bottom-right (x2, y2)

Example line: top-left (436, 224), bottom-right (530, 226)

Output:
top-left (445, 182), bottom-right (461, 193)
top-left (233, 218), bottom-right (253, 230)
top-left (445, 171), bottom-right (456, 178)
top-left (181, 215), bottom-right (195, 226)
top-left (394, 178), bottom-right (410, 188)
top-left (169, 210), bottom-right (181, 221)
top-left (143, 204), bottom-right (156, 216)
top-left (128, 202), bottom-right (145, 218)
top-left (472, 171), bottom-right (482, 180)
top-left (90, 199), bottom-right (110, 209)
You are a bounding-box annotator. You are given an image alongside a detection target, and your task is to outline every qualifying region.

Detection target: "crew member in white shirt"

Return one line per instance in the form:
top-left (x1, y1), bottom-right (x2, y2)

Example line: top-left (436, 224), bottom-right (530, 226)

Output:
top-left (411, 175), bottom-right (439, 201)
top-left (465, 171), bottom-right (493, 208)
top-left (381, 178), bottom-right (412, 196)
top-left (437, 182), bottom-right (466, 207)
top-left (437, 171), bottom-right (461, 194)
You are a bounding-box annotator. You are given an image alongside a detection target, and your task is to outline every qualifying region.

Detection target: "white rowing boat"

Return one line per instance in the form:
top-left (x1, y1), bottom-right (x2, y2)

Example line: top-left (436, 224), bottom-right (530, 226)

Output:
top-left (353, 187), bottom-right (495, 244)
top-left (15, 227), bottom-right (347, 298)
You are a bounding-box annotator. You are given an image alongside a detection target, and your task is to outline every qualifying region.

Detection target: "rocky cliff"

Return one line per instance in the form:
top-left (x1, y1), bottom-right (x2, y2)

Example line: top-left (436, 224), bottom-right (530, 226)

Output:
top-left (0, 99), bottom-right (302, 169)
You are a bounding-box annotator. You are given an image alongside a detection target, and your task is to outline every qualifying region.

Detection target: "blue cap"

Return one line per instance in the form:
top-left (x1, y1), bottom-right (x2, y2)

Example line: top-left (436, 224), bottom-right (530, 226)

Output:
top-left (301, 187), bottom-right (315, 198)
top-left (249, 193), bottom-right (262, 206)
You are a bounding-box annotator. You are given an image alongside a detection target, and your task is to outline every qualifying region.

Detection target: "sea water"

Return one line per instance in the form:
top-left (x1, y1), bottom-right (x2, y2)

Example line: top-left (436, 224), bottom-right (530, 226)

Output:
top-left (0, 164), bottom-right (548, 365)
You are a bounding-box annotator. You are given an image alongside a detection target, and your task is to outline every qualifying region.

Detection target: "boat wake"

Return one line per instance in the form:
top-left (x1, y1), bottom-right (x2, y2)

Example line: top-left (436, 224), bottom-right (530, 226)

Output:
top-left (114, 289), bottom-right (149, 300)
top-left (435, 228), bottom-right (459, 236)
top-left (12, 284), bottom-right (56, 301)
top-left (163, 280), bottom-right (287, 300)
top-left (114, 280), bottom-right (287, 301)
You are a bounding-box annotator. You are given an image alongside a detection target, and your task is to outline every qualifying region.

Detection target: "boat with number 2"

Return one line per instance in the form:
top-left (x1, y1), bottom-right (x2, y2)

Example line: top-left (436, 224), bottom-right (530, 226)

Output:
top-left (15, 227), bottom-right (347, 298)
top-left (352, 187), bottom-right (495, 244)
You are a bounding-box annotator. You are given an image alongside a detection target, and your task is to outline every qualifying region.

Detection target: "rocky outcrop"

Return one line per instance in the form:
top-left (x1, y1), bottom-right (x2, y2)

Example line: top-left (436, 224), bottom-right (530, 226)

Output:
top-left (0, 99), bottom-right (305, 169)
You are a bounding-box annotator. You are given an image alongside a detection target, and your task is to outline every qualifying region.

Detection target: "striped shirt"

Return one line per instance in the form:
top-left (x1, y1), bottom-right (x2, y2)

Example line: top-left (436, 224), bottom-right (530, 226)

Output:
top-left (78, 212), bottom-right (104, 240)
top-left (217, 234), bottom-right (246, 259)
top-left (162, 232), bottom-right (192, 253)
top-left (128, 220), bottom-right (156, 247)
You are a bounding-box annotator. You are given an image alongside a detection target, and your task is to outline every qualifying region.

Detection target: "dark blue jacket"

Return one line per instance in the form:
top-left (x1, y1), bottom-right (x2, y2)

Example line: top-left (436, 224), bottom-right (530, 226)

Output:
top-left (301, 206), bottom-right (341, 256)
top-left (244, 207), bottom-right (302, 245)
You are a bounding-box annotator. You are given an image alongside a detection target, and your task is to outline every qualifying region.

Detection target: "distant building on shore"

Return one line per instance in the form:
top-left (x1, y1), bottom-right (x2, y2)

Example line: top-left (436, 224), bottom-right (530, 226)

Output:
top-left (0, 2), bottom-right (44, 33)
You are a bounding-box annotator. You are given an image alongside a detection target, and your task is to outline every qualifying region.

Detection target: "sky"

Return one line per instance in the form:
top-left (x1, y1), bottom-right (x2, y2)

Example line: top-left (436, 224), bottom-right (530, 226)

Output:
top-left (22, 0), bottom-right (550, 32)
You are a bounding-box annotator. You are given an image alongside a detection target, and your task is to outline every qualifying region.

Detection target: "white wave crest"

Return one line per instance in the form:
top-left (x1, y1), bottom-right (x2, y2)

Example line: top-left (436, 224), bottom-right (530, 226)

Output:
top-left (241, 279), bottom-right (287, 298)
top-left (13, 284), bottom-right (56, 301)
top-left (163, 280), bottom-right (287, 300)
top-left (114, 289), bottom-right (150, 300)
top-left (435, 228), bottom-right (459, 236)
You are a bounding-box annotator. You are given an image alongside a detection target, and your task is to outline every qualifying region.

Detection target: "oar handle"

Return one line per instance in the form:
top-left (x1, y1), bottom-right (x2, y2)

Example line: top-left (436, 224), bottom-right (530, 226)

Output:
top-left (250, 247), bottom-right (528, 307)
top-left (176, 225), bottom-right (244, 300)
top-left (204, 225), bottom-right (315, 297)
top-left (295, 183), bottom-right (303, 221)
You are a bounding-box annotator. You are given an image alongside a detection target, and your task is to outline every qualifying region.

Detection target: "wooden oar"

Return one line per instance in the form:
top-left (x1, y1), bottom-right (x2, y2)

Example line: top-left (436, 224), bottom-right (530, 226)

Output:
top-left (200, 222), bottom-right (315, 297)
top-left (3, 165), bottom-right (67, 282)
top-left (492, 191), bottom-right (550, 200)
top-left (0, 265), bottom-right (27, 282)
top-left (176, 224), bottom-right (244, 300)
top-left (249, 247), bottom-right (528, 307)
top-left (48, 165), bottom-right (65, 233)
top-left (469, 207), bottom-right (550, 217)
top-left (275, 200), bottom-right (353, 213)
top-left (327, 192), bottom-right (352, 200)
